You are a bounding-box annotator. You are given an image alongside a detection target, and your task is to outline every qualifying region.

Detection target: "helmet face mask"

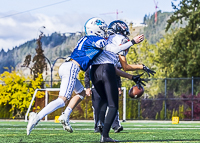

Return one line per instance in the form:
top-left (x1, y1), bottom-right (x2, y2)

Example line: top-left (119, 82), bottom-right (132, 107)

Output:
top-left (108, 20), bottom-right (130, 37)
top-left (84, 17), bottom-right (108, 38)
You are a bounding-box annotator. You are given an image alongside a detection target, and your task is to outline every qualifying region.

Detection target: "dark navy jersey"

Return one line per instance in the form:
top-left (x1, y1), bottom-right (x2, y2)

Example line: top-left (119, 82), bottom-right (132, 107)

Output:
top-left (70, 36), bottom-right (107, 71)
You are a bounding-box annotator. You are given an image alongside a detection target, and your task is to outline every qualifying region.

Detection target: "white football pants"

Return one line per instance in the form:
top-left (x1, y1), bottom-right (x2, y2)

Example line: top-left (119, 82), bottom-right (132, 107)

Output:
top-left (58, 61), bottom-right (84, 100)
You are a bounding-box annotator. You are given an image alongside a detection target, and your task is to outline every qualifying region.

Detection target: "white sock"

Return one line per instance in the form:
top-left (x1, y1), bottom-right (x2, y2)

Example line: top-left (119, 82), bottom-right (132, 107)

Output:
top-left (64, 106), bottom-right (72, 117)
top-left (37, 98), bottom-right (65, 120)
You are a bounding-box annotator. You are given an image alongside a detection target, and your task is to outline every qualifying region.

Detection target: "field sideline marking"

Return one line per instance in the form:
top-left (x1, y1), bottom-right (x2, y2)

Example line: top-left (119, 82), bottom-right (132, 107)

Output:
top-left (1, 123), bottom-right (200, 128)
top-left (1, 128), bottom-right (200, 130)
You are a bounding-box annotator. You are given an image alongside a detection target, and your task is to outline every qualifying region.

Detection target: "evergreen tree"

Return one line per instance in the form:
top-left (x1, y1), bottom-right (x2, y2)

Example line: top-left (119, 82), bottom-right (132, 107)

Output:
top-left (165, 0), bottom-right (200, 77)
top-left (32, 32), bottom-right (47, 80)
top-left (23, 32), bottom-right (47, 80)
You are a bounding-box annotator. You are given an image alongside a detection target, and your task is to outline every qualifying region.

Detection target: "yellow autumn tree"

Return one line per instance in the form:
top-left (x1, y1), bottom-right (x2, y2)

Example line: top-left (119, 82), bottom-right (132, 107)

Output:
top-left (0, 70), bottom-right (44, 118)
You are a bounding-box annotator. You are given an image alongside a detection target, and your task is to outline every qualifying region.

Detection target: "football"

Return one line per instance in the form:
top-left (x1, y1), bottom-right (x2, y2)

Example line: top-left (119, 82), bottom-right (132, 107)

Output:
top-left (128, 85), bottom-right (144, 98)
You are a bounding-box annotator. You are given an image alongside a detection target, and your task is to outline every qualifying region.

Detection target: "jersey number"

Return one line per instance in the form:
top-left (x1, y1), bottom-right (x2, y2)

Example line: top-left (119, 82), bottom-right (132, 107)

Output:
top-left (76, 37), bottom-right (87, 50)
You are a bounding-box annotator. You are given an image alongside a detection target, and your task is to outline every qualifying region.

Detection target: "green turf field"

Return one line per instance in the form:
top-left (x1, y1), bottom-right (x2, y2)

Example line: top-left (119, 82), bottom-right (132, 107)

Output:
top-left (1, 120), bottom-right (200, 143)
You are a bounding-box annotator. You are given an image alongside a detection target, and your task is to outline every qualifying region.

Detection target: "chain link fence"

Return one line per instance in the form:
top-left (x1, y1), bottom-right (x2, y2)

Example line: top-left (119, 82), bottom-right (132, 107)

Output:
top-left (43, 77), bottom-right (200, 121)
top-left (121, 77), bottom-right (200, 121)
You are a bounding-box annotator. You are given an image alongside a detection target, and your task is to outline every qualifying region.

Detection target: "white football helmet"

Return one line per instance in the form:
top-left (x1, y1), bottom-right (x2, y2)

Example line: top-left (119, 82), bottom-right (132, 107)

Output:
top-left (84, 17), bottom-right (107, 38)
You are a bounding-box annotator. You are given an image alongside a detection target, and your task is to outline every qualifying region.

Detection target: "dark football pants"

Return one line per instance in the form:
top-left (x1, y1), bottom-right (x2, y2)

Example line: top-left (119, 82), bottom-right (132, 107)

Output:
top-left (90, 64), bottom-right (118, 137)
top-left (92, 88), bottom-right (121, 129)
top-left (91, 88), bottom-right (101, 129)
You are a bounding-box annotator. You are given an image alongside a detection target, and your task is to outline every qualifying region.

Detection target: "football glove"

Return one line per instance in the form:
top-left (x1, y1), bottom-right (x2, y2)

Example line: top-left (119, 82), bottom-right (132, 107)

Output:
top-left (136, 83), bottom-right (143, 89)
top-left (142, 64), bottom-right (156, 77)
top-left (132, 73), bottom-right (147, 86)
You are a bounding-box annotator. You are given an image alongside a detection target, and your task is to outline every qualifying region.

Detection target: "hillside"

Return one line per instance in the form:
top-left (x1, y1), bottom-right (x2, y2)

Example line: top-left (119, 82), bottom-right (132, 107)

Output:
top-left (143, 10), bottom-right (173, 44)
top-left (0, 32), bottom-right (83, 74)
top-left (142, 10), bottom-right (187, 44)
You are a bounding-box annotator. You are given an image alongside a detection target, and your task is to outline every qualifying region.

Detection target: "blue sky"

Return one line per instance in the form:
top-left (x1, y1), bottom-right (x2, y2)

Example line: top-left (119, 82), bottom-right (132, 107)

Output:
top-left (0, 0), bottom-right (181, 52)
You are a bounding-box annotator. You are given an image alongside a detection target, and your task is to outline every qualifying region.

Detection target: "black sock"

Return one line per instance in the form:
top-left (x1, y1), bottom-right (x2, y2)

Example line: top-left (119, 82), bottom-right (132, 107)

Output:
top-left (102, 107), bottom-right (117, 137)
top-left (99, 102), bottom-right (108, 123)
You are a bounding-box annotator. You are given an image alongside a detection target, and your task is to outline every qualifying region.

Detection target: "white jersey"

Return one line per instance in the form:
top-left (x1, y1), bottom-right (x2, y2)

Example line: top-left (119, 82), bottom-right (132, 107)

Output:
top-left (105, 34), bottom-right (131, 68)
top-left (92, 50), bottom-right (118, 66)
top-left (92, 34), bottom-right (132, 66)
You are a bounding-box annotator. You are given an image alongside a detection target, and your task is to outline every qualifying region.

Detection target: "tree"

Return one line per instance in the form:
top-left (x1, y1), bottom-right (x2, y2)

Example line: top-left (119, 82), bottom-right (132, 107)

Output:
top-left (23, 32), bottom-right (47, 80)
top-left (22, 54), bottom-right (32, 75)
top-left (0, 71), bottom-right (44, 118)
top-left (165, 0), bottom-right (200, 77)
top-left (32, 32), bottom-right (47, 80)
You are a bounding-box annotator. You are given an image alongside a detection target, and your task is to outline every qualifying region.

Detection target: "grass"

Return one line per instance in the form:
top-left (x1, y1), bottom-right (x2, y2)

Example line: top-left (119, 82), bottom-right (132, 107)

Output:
top-left (1, 120), bottom-right (200, 143)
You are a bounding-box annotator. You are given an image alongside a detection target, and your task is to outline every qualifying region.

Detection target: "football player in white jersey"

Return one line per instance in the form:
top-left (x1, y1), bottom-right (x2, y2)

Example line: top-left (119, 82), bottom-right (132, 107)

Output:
top-left (87, 22), bottom-right (149, 142)
top-left (96, 20), bottom-right (155, 140)
top-left (106, 20), bottom-right (156, 76)
top-left (85, 21), bottom-right (155, 137)
top-left (87, 20), bottom-right (155, 142)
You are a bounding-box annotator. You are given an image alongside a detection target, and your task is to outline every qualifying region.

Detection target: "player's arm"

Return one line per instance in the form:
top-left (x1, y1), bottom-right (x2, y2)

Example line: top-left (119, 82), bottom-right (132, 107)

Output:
top-left (132, 34), bottom-right (144, 44)
top-left (115, 66), bottom-right (132, 79)
top-left (84, 68), bottom-right (92, 96)
top-left (113, 34), bottom-right (144, 53)
top-left (106, 34), bottom-right (144, 54)
top-left (114, 66), bottom-right (147, 86)
top-left (115, 69), bottom-right (122, 96)
top-left (119, 55), bottom-right (156, 76)
top-left (119, 55), bottom-right (143, 71)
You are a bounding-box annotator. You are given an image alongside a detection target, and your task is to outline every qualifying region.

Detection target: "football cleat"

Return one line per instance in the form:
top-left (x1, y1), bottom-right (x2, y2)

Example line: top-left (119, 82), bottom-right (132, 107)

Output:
top-left (58, 113), bottom-right (73, 133)
top-left (27, 112), bottom-right (39, 135)
top-left (100, 135), bottom-right (118, 142)
top-left (113, 126), bottom-right (123, 133)
top-left (94, 127), bottom-right (100, 133)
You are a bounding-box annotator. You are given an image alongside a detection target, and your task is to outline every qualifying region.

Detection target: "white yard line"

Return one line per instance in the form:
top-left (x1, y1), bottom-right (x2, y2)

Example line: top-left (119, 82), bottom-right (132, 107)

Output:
top-left (1, 127), bottom-right (200, 130)
top-left (1, 120), bottom-right (200, 123)
top-left (1, 123), bottom-right (200, 128)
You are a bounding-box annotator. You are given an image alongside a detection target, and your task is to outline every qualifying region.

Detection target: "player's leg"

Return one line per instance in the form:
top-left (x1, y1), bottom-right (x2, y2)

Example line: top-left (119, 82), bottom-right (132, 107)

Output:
top-left (59, 78), bottom-right (85, 132)
top-left (67, 78), bottom-right (86, 110)
top-left (91, 79), bottom-right (108, 134)
top-left (91, 64), bottom-right (118, 142)
top-left (27, 62), bottom-right (80, 135)
top-left (97, 97), bottom-right (108, 134)
top-left (105, 107), bottom-right (123, 133)
top-left (91, 88), bottom-right (101, 133)
top-left (111, 74), bottom-right (123, 133)
top-left (90, 64), bottom-right (108, 133)
top-left (27, 96), bottom-right (67, 135)
top-left (101, 64), bottom-right (119, 141)
top-left (111, 111), bottom-right (123, 133)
